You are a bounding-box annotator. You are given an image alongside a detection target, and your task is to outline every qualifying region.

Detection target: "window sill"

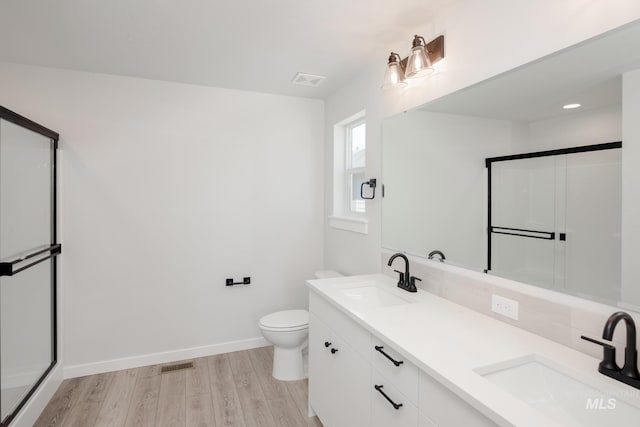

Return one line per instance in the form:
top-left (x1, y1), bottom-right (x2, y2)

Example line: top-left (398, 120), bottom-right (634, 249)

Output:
top-left (329, 215), bottom-right (368, 234)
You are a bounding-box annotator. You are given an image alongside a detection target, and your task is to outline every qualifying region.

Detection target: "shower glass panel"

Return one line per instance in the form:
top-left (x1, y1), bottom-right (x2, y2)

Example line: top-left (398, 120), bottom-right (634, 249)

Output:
top-left (0, 120), bottom-right (52, 256)
top-left (564, 149), bottom-right (621, 302)
top-left (490, 156), bottom-right (564, 288)
top-left (487, 143), bottom-right (621, 304)
top-left (0, 109), bottom-right (59, 426)
top-left (0, 261), bottom-right (52, 420)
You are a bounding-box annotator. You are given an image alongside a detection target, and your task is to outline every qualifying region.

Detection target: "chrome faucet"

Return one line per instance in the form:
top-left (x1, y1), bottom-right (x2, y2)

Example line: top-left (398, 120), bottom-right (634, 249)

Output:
top-left (428, 250), bottom-right (446, 262)
top-left (387, 253), bottom-right (421, 293)
top-left (581, 311), bottom-right (640, 389)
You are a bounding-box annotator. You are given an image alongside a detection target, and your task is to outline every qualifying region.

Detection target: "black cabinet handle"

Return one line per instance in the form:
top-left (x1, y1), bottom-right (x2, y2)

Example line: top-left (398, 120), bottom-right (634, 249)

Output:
top-left (374, 385), bottom-right (403, 410)
top-left (324, 341), bottom-right (332, 348)
top-left (374, 346), bottom-right (404, 367)
top-left (331, 348), bottom-right (339, 354)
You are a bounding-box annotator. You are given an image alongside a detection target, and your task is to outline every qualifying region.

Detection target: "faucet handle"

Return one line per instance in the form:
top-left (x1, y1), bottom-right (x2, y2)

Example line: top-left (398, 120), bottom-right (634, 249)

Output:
top-left (393, 269), bottom-right (405, 285)
top-left (404, 276), bottom-right (421, 293)
top-left (581, 335), bottom-right (619, 372)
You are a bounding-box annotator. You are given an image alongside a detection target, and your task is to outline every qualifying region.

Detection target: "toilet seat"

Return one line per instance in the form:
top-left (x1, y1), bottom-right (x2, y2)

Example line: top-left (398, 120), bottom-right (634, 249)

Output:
top-left (259, 309), bottom-right (308, 332)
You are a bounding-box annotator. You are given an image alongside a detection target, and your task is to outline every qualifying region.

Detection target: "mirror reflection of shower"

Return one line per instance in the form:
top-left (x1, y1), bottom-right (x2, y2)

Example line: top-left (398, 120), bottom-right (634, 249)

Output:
top-left (486, 143), bottom-right (621, 304)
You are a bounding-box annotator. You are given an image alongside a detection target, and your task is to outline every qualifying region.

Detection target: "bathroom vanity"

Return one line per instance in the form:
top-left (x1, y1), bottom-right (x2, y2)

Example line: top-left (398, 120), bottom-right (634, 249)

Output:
top-left (307, 274), bottom-right (640, 427)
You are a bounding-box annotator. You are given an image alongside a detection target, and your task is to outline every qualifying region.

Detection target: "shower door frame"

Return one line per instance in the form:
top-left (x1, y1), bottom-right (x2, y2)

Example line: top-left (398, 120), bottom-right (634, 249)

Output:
top-left (0, 105), bottom-right (60, 427)
top-left (484, 140), bottom-right (622, 274)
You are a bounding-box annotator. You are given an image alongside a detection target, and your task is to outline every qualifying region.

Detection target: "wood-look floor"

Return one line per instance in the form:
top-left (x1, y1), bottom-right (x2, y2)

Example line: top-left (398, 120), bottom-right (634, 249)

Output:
top-left (34, 346), bottom-right (323, 427)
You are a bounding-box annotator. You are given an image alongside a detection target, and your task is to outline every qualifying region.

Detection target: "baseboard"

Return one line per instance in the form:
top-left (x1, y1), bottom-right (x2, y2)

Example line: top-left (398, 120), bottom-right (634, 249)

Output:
top-left (63, 336), bottom-right (270, 379)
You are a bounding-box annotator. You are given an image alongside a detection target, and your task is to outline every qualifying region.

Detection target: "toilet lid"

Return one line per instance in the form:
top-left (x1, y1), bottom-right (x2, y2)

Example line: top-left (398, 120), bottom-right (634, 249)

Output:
top-left (259, 309), bottom-right (308, 329)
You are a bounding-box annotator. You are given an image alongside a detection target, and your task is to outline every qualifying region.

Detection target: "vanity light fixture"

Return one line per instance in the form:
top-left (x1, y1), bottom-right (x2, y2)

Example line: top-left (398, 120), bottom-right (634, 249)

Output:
top-left (563, 103), bottom-right (582, 109)
top-left (382, 34), bottom-right (445, 89)
top-left (406, 35), bottom-right (434, 78)
top-left (382, 53), bottom-right (407, 90)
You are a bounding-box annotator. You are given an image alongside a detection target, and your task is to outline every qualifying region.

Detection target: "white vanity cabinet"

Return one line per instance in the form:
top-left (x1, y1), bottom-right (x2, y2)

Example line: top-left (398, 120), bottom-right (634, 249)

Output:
top-left (308, 289), bottom-right (498, 427)
top-left (309, 294), bottom-right (371, 427)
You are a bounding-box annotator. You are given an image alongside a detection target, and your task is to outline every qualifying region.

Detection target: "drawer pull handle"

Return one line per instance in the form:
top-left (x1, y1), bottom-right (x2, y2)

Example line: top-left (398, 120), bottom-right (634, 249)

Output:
top-left (324, 341), bottom-right (332, 348)
top-left (331, 348), bottom-right (339, 354)
top-left (375, 345), bottom-right (404, 367)
top-left (374, 384), bottom-right (403, 410)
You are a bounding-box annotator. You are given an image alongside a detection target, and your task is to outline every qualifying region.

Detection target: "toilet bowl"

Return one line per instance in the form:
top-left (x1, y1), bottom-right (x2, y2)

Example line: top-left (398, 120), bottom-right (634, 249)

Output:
top-left (259, 270), bottom-right (342, 381)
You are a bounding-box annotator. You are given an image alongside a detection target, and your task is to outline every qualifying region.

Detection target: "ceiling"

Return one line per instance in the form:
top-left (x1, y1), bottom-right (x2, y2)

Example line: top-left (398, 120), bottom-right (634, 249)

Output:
top-left (0, 0), bottom-right (457, 98)
top-left (421, 20), bottom-right (640, 122)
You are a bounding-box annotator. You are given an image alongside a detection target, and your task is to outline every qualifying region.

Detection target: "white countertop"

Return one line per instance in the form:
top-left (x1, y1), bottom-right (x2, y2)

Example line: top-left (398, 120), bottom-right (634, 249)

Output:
top-left (306, 273), bottom-right (640, 427)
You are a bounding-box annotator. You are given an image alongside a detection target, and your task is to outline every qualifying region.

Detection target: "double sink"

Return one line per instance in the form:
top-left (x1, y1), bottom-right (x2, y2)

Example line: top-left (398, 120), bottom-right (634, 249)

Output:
top-left (321, 277), bottom-right (640, 426)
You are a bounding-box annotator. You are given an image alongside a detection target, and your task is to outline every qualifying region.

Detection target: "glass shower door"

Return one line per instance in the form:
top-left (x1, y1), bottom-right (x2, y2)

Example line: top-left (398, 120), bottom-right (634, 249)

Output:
top-left (486, 142), bottom-right (622, 303)
top-left (489, 155), bottom-right (565, 289)
top-left (0, 108), bottom-right (60, 426)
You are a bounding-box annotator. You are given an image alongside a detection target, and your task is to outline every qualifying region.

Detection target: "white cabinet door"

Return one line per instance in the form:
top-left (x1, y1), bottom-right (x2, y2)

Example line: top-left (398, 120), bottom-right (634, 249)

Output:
top-left (309, 313), bottom-right (336, 427)
top-left (309, 313), bottom-right (371, 427)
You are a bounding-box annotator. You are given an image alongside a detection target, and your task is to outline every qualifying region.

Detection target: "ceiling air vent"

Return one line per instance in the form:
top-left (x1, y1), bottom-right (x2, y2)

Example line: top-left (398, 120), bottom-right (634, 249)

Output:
top-left (292, 72), bottom-right (326, 87)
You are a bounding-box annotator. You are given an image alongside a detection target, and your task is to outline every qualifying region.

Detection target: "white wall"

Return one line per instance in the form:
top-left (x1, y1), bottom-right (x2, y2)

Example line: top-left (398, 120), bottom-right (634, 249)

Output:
top-left (622, 69), bottom-right (640, 308)
top-left (0, 62), bottom-right (325, 373)
top-left (324, 0), bottom-right (640, 276)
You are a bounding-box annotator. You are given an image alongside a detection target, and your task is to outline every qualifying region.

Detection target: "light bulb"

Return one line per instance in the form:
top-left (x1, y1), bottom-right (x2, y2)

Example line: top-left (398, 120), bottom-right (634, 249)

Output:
top-left (381, 52), bottom-right (407, 90)
top-left (405, 35), bottom-right (434, 79)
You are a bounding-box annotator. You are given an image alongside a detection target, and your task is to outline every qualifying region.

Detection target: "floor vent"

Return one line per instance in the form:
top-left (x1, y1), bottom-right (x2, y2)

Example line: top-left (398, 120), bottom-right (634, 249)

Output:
top-left (160, 362), bottom-right (194, 373)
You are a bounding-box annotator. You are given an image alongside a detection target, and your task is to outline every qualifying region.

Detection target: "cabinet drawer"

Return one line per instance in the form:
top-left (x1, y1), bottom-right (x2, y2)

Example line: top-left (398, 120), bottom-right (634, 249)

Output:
top-left (370, 336), bottom-right (419, 405)
top-left (419, 371), bottom-right (497, 427)
top-left (309, 291), bottom-right (370, 359)
top-left (372, 368), bottom-right (418, 427)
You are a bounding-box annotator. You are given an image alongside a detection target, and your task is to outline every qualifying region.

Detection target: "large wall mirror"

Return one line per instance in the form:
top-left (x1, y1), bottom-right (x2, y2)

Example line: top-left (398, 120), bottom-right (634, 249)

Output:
top-left (382, 20), bottom-right (640, 309)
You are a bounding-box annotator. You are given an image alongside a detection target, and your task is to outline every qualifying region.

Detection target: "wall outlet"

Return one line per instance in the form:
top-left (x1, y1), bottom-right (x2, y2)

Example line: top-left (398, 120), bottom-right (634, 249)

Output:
top-left (491, 294), bottom-right (519, 320)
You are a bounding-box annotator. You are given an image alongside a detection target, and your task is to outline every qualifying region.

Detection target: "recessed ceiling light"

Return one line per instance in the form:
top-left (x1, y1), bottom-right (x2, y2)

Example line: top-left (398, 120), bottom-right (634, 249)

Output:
top-left (563, 103), bottom-right (582, 109)
top-left (292, 72), bottom-right (326, 87)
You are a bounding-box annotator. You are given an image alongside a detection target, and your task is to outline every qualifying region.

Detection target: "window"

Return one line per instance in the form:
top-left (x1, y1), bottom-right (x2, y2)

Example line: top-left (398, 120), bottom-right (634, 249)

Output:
top-left (330, 111), bottom-right (368, 234)
top-left (346, 118), bottom-right (366, 214)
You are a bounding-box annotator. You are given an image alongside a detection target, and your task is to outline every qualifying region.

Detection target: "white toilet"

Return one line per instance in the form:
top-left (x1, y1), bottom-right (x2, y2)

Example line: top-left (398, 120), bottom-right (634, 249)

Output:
top-left (258, 270), bottom-right (342, 381)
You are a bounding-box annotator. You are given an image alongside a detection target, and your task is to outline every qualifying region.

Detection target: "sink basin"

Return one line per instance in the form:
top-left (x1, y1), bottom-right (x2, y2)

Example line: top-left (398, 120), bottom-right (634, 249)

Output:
top-left (337, 285), bottom-right (412, 308)
top-left (475, 355), bottom-right (640, 426)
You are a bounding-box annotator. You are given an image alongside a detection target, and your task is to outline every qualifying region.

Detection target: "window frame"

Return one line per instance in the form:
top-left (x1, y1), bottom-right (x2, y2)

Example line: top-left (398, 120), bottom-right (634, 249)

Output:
top-left (330, 110), bottom-right (368, 234)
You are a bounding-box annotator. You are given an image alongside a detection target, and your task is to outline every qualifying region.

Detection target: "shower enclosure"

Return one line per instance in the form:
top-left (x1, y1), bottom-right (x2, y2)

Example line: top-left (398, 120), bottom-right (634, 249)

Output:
top-left (0, 106), bottom-right (60, 426)
top-left (486, 142), bottom-right (622, 305)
